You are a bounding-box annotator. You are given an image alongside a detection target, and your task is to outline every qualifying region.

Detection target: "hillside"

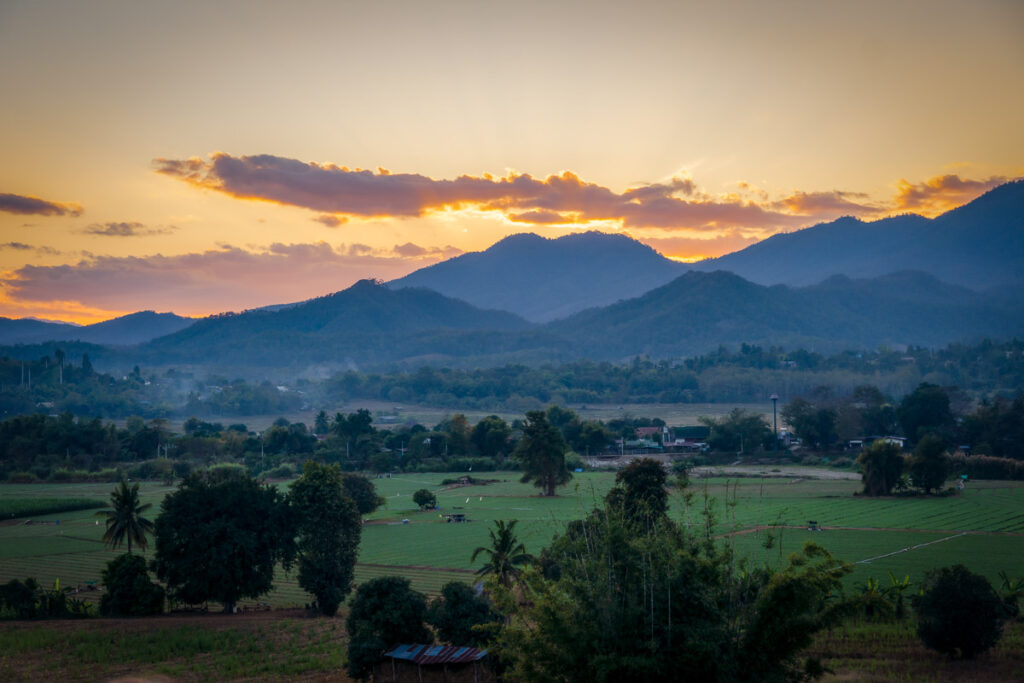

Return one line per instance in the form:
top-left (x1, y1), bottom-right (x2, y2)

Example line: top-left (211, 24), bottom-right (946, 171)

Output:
top-left (693, 180), bottom-right (1024, 288)
top-left (0, 311), bottom-right (193, 346)
top-left (138, 279), bottom-right (542, 366)
top-left (544, 270), bottom-right (1024, 360)
top-left (388, 231), bottom-right (689, 322)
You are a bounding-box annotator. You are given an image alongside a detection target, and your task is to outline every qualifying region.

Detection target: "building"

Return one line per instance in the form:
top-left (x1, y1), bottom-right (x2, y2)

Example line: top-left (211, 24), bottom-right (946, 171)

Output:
top-left (375, 644), bottom-right (494, 682)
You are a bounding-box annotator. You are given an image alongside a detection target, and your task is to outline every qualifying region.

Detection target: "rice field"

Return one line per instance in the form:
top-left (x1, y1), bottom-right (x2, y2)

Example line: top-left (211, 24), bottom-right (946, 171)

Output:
top-left (1, 470), bottom-right (1022, 608)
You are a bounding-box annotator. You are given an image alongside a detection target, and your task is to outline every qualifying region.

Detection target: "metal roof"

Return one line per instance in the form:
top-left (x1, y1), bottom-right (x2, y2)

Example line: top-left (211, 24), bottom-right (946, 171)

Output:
top-left (384, 644), bottom-right (488, 665)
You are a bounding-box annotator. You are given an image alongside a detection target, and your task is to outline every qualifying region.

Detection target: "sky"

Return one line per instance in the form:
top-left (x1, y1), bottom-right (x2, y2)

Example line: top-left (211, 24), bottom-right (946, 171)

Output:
top-left (1, 0), bottom-right (1021, 324)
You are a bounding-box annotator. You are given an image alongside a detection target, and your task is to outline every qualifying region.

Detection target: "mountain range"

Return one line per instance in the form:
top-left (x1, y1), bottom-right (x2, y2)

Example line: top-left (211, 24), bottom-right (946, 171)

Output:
top-left (1, 180), bottom-right (1021, 368)
top-left (388, 231), bottom-right (688, 322)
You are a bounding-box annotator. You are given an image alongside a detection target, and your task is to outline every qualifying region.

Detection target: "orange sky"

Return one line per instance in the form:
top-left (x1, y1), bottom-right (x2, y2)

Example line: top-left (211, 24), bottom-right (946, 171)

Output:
top-left (1, 0), bottom-right (1022, 324)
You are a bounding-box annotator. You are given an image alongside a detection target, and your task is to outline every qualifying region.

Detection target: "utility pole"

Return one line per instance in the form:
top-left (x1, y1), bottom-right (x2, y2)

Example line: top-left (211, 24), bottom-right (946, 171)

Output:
top-left (770, 393), bottom-right (779, 453)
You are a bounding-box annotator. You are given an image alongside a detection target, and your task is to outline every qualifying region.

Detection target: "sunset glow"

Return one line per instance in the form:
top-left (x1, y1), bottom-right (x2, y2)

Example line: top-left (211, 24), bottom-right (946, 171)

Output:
top-left (1, 0), bottom-right (1021, 323)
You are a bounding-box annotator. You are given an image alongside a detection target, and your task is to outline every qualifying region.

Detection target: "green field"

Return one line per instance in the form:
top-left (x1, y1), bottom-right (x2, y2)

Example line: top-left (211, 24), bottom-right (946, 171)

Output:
top-left (1, 471), bottom-right (1022, 608)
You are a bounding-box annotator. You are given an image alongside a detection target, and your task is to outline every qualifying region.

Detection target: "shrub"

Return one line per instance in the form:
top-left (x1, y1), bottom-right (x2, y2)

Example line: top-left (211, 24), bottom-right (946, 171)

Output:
top-left (100, 553), bottom-right (165, 616)
top-left (346, 577), bottom-right (432, 679)
top-left (412, 488), bottom-right (437, 509)
top-left (7, 472), bottom-right (38, 484)
top-left (427, 581), bottom-right (499, 646)
top-left (913, 565), bottom-right (1005, 659)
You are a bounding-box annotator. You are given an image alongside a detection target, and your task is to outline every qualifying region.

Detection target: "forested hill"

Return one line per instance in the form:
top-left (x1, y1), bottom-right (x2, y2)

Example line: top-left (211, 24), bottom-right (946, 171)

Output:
top-left (544, 269), bottom-right (1024, 360)
top-left (388, 231), bottom-right (689, 322)
top-left (692, 179), bottom-right (1024, 288)
top-left (73, 269), bottom-right (1020, 370)
top-left (0, 311), bottom-right (194, 346)
top-left (137, 279), bottom-right (542, 365)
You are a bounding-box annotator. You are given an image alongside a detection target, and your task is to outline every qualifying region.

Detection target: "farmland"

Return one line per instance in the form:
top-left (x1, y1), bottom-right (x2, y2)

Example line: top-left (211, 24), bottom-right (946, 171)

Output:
top-left (0, 471), bottom-right (1022, 606)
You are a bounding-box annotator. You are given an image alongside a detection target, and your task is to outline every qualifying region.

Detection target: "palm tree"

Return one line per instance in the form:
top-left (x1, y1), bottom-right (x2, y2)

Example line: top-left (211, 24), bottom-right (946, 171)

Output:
top-left (471, 519), bottom-right (533, 588)
top-left (95, 479), bottom-right (155, 554)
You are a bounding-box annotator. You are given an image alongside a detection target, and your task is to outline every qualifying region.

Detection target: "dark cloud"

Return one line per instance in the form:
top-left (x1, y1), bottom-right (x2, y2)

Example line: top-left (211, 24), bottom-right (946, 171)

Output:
top-left (893, 174), bottom-right (1011, 215)
top-left (313, 214), bottom-right (347, 227)
top-left (82, 222), bottom-right (176, 236)
top-left (0, 192), bottom-right (82, 217)
top-left (0, 242), bottom-right (61, 256)
top-left (154, 153), bottom-right (809, 231)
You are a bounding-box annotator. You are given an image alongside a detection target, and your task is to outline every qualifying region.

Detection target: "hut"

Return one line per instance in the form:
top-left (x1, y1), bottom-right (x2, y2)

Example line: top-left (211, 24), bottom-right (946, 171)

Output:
top-left (374, 644), bottom-right (493, 682)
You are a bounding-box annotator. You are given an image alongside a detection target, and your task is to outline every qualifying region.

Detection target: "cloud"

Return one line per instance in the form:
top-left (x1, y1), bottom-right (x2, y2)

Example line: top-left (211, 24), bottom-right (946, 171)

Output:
top-left (772, 190), bottom-right (882, 217)
top-left (313, 214), bottom-right (347, 227)
top-left (0, 192), bottom-right (83, 217)
top-left (507, 210), bottom-right (572, 224)
top-left (893, 174), bottom-right (1011, 216)
top-left (154, 153), bottom-right (814, 231)
top-left (81, 221), bottom-right (177, 237)
top-left (0, 241), bottom-right (460, 316)
top-left (1, 242), bottom-right (62, 256)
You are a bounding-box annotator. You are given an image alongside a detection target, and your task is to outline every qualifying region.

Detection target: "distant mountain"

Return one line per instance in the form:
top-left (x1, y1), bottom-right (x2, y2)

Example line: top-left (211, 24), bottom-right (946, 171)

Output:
top-left (139, 279), bottom-right (539, 365)
top-left (692, 180), bottom-right (1024, 288)
top-left (122, 271), bottom-right (1024, 370)
top-left (388, 231), bottom-right (689, 322)
top-left (0, 311), bottom-right (194, 346)
top-left (544, 269), bottom-right (1024, 360)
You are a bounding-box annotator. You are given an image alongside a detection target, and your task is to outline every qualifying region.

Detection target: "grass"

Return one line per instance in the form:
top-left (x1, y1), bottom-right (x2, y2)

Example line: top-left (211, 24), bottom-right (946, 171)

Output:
top-left (0, 498), bottom-right (106, 520)
top-left (809, 619), bottom-right (1024, 681)
top-left (1, 472), bottom-right (1022, 605)
top-left (0, 616), bottom-right (348, 681)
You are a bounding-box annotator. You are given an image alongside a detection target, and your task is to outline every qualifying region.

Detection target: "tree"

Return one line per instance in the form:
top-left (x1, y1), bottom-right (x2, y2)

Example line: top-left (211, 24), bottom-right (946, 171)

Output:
top-left (340, 473), bottom-right (385, 515)
top-left (471, 415), bottom-right (512, 460)
top-left (313, 410), bottom-right (329, 436)
top-left (490, 499), bottom-right (851, 682)
top-left (513, 410), bottom-right (571, 496)
top-left (100, 553), bottom-right (165, 616)
top-left (605, 457), bottom-right (668, 529)
top-left (95, 479), bottom-right (155, 554)
top-left (913, 565), bottom-right (1005, 659)
top-left (153, 469), bottom-right (293, 613)
top-left (899, 383), bottom-right (954, 446)
top-left (471, 519), bottom-right (533, 588)
top-left (701, 408), bottom-right (771, 453)
top-left (346, 576), bottom-right (433, 680)
top-left (413, 488), bottom-right (437, 509)
top-left (910, 434), bottom-right (950, 494)
top-left (781, 398), bottom-right (837, 451)
top-left (857, 440), bottom-right (904, 496)
top-left (290, 462), bottom-right (362, 616)
top-left (427, 581), bottom-right (499, 646)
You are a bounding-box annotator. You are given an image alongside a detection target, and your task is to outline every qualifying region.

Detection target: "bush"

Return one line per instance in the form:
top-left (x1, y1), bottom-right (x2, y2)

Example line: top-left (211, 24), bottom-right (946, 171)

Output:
top-left (913, 565), bottom-right (1005, 659)
top-left (7, 472), bottom-right (38, 484)
top-left (427, 581), bottom-right (498, 646)
top-left (100, 553), bottom-right (165, 616)
top-left (346, 577), bottom-right (432, 679)
top-left (412, 488), bottom-right (437, 509)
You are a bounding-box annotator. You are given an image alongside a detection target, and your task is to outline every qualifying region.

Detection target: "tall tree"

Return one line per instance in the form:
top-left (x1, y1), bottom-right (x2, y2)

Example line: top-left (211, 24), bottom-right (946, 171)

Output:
top-left (290, 462), bottom-right (362, 616)
top-left (513, 410), bottom-right (571, 496)
top-left (909, 434), bottom-right (950, 494)
top-left (471, 519), bottom-right (533, 588)
top-left (153, 469), bottom-right (293, 613)
top-left (490, 498), bottom-right (851, 681)
top-left (95, 479), bottom-right (154, 554)
top-left (605, 457), bottom-right (669, 529)
top-left (857, 440), bottom-right (905, 496)
top-left (899, 383), bottom-right (954, 445)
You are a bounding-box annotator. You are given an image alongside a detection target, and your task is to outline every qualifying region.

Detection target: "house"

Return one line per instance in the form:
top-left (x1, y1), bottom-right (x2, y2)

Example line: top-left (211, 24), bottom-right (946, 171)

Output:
top-left (671, 425), bottom-right (711, 451)
top-left (847, 436), bottom-right (907, 450)
top-left (375, 644), bottom-right (494, 682)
